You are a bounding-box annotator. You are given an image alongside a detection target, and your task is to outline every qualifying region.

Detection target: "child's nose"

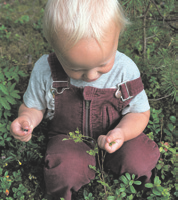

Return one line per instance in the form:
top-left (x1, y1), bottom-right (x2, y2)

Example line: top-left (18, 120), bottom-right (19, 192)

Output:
top-left (84, 69), bottom-right (99, 81)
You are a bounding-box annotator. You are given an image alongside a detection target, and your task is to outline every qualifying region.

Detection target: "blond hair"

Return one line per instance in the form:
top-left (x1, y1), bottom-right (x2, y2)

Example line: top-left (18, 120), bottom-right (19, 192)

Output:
top-left (43, 0), bottom-right (128, 52)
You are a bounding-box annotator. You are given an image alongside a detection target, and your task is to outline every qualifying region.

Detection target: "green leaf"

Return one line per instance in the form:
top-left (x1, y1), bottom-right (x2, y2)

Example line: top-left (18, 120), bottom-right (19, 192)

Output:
top-left (86, 149), bottom-right (96, 156)
top-left (125, 173), bottom-right (131, 180)
top-left (9, 83), bottom-right (16, 92)
top-left (129, 185), bottom-right (136, 193)
top-left (152, 188), bottom-right (161, 196)
top-left (10, 90), bottom-right (20, 99)
top-left (18, 70), bottom-right (27, 77)
top-left (0, 84), bottom-right (8, 95)
top-left (118, 188), bottom-right (125, 192)
top-left (0, 123), bottom-right (6, 128)
top-left (0, 73), bottom-right (5, 81)
top-left (75, 128), bottom-right (80, 134)
top-left (156, 164), bottom-right (162, 170)
top-left (107, 196), bottom-right (115, 200)
top-left (5, 95), bottom-right (16, 105)
top-left (127, 194), bottom-right (134, 200)
top-left (119, 175), bottom-right (128, 184)
top-left (170, 116), bottom-right (176, 123)
top-left (0, 141), bottom-right (5, 146)
top-left (109, 141), bottom-right (116, 146)
top-left (14, 74), bottom-right (20, 82)
top-left (97, 180), bottom-right (109, 187)
top-left (157, 186), bottom-right (164, 192)
top-left (129, 180), bottom-right (134, 185)
top-left (0, 127), bottom-right (6, 133)
top-left (167, 123), bottom-right (174, 131)
top-left (14, 66), bottom-right (19, 73)
top-left (0, 97), bottom-right (11, 110)
top-left (89, 165), bottom-right (96, 171)
top-left (6, 137), bottom-right (12, 141)
top-left (62, 138), bottom-right (69, 141)
top-left (145, 183), bottom-right (154, 188)
top-left (163, 129), bottom-right (171, 136)
top-left (154, 176), bottom-right (161, 185)
top-left (0, 168), bottom-right (3, 175)
top-left (121, 192), bottom-right (126, 198)
top-left (133, 180), bottom-right (141, 185)
top-left (83, 189), bottom-right (88, 198)
top-left (4, 133), bottom-right (8, 139)
top-left (132, 174), bottom-right (135, 179)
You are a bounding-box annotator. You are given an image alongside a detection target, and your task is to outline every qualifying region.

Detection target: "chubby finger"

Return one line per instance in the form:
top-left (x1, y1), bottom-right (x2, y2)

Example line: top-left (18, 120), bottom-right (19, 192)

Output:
top-left (104, 138), bottom-right (124, 153)
top-left (21, 121), bottom-right (32, 134)
top-left (10, 119), bottom-right (33, 142)
top-left (106, 129), bottom-right (121, 143)
top-left (97, 135), bottom-right (107, 149)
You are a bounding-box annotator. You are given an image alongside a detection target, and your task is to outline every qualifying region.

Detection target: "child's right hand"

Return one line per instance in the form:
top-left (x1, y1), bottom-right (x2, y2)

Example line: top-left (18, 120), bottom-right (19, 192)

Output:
top-left (10, 116), bottom-right (33, 142)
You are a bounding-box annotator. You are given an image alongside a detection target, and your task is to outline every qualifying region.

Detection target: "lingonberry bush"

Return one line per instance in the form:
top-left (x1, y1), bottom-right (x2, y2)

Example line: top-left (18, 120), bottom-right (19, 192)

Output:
top-left (0, 0), bottom-right (176, 199)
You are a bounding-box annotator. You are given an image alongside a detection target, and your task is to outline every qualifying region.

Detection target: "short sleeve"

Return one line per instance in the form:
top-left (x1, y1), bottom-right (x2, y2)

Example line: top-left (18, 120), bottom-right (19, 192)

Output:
top-left (23, 55), bottom-right (49, 110)
top-left (122, 90), bottom-right (150, 115)
top-left (112, 51), bottom-right (150, 114)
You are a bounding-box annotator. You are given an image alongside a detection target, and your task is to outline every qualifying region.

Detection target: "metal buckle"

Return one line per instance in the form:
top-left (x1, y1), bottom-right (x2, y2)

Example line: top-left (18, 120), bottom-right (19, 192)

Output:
top-left (116, 80), bottom-right (133, 101)
top-left (51, 81), bottom-right (69, 95)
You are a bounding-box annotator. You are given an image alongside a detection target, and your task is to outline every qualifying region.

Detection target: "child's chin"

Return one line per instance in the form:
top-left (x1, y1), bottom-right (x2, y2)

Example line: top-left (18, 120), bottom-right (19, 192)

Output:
top-left (83, 77), bottom-right (100, 82)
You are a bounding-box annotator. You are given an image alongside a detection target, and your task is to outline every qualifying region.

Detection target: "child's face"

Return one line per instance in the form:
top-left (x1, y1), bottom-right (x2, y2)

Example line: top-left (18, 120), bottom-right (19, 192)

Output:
top-left (56, 25), bottom-right (120, 82)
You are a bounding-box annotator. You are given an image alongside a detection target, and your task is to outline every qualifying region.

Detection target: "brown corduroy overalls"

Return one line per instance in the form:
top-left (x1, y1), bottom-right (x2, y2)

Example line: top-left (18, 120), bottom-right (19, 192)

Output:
top-left (44, 53), bottom-right (160, 200)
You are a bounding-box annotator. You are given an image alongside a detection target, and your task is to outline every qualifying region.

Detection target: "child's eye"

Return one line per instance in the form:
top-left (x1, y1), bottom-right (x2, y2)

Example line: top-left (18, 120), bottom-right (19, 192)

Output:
top-left (100, 63), bottom-right (107, 67)
top-left (71, 69), bottom-right (83, 72)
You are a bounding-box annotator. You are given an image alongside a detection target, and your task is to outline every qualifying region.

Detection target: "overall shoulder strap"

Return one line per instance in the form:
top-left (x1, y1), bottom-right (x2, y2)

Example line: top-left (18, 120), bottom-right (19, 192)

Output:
top-left (48, 52), bottom-right (70, 94)
top-left (115, 77), bottom-right (144, 101)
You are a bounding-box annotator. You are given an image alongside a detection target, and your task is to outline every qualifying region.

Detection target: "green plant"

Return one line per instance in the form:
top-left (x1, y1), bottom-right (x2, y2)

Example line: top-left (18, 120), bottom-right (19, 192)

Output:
top-left (105, 173), bottom-right (142, 200)
top-left (63, 130), bottom-right (143, 200)
top-left (0, 0), bottom-right (176, 199)
top-left (0, 169), bottom-right (28, 199)
top-left (145, 176), bottom-right (171, 200)
top-left (145, 76), bottom-right (161, 99)
top-left (63, 127), bottom-right (176, 200)
top-left (0, 25), bottom-right (11, 40)
top-left (146, 108), bottom-right (164, 142)
top-left (160, 60), bottom-right (176, 101)
top-left (15, 15), bottom-right (30, 24)
top-left (83, 189), bottom-right (95, 200)
top-left (0, 53), bottom-right (47, 199)
top-left (0, 58), bottom-right (26, 131)
top-left (12, 184), bottom-right (28, 200)
top-left (0, 57), bottom-right (27, 147)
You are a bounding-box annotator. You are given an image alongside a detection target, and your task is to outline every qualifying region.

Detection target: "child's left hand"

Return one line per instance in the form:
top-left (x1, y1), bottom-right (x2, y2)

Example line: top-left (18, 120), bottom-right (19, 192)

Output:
top-left (97, 128), bottom-right (125, 153)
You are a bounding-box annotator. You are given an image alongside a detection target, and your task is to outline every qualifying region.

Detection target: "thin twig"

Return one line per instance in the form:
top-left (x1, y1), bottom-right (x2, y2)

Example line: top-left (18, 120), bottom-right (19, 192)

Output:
top-left (151, 0), bottom-right (165, 19)
top-left (149, 93), bottom-right (173, 101)
top-left (97, 150), bottom-right (107, 197)
top-left (151, 0), bottom-right (177, 31)
top-left (101, 150), bottom-right (107, 197)
top-left (143, 2), bottom-right (151, 61)
top-left (146, 34), bottom-right (157, 40)
top-left (32, 134), bottom-right (38, 138)
top-left (160, 117), bottom-right (163, 142)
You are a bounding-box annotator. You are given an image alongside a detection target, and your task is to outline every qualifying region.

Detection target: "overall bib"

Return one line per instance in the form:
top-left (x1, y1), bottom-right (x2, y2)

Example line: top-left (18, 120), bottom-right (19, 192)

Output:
top-left (44, 53), bottom-right (160, 200)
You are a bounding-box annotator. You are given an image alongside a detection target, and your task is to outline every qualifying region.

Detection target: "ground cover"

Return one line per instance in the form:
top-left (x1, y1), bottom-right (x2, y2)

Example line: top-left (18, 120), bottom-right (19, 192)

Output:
top-left (0, 0), bottom-right (176, 199)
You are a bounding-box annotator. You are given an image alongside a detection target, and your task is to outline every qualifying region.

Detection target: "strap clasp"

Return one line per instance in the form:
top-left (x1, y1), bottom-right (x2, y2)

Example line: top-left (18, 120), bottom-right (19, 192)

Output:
top-left (116, 81), bottom-right (133, 101)
top-left (51, 81), bottom-right (69, 95)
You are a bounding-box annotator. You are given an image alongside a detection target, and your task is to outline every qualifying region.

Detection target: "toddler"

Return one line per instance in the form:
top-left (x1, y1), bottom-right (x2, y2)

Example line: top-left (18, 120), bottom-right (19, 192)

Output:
top-left (10, 0), bottom-right (160, 199)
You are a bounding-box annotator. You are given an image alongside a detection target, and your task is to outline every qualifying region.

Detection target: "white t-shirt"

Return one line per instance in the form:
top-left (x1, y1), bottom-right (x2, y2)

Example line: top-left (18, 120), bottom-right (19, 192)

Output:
top-left (23, 51), bottom-right (150, 119)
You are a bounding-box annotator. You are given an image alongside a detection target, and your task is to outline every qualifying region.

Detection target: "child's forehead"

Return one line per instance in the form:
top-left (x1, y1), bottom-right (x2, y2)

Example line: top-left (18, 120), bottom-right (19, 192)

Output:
top-left (55, 25), bottom-right (120, 68)
top-left (55, 22), bottom-right (120, 55)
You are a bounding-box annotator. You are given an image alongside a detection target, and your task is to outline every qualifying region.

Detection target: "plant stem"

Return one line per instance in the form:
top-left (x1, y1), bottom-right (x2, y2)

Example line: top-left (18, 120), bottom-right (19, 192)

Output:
top-left (143, 2), bottom-right (151, 62)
